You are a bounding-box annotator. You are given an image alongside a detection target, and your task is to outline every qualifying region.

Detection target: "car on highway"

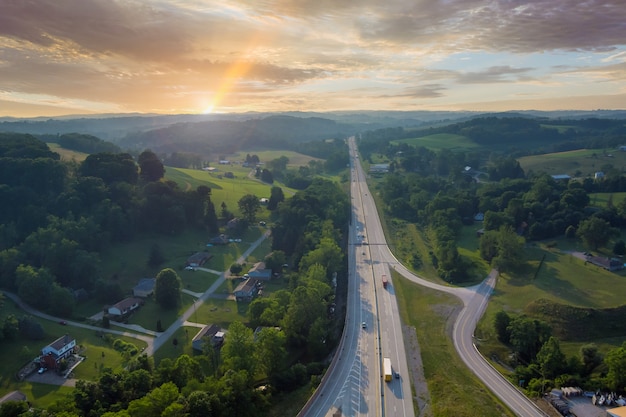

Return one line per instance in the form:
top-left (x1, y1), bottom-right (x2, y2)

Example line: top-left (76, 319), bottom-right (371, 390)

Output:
top-left (361, 322), bottom-right (367, 329)
top-left (38, 367), bottom-right (46, 374)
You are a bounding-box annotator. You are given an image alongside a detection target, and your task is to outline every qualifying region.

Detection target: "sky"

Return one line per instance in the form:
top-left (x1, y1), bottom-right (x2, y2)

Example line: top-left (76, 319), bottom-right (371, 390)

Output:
top-left (1, 0), bottom-right (625, 118)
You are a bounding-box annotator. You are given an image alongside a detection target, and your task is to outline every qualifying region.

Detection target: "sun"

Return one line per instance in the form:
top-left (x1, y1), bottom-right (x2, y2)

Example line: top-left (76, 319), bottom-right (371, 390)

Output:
top-left (202, 104), bottom-right (214, 114)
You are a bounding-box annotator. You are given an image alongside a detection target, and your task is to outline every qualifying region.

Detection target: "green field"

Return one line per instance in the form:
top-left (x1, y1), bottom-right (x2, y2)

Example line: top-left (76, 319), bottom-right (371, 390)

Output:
top-left (228, 150), bottom-right (321, 167)
top-left (518, 148), bottom-right (626, 178)
top-left (589, 192), bottom-right (626, 208)
top-left (47, 143), bottom-right (89, 162)
top-left (393, 133), bottom-right (480, 151)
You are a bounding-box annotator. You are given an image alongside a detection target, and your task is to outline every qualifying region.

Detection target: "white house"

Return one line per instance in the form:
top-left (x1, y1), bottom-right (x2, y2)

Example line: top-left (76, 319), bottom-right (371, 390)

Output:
top-left (108, 297), bottom-right (142, 317)
top-left (41, 334), bottom-right (76, 369)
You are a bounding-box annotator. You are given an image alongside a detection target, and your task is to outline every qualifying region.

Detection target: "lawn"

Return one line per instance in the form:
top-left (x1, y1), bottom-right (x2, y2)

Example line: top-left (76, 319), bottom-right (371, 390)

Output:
top-left (0, 292), bottom-right (147, 406)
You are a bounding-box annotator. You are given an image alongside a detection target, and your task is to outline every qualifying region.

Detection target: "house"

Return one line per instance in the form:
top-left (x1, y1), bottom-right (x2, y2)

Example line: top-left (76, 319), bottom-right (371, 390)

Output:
top-left (186, 251), bottom-right (212, 267)
top-left (133, 278), bottom-right (156, 298)
top-left (227, 218), bottom-right (240, 229)
top-left (594, 171), bottom-right (605, 180)
top-left (108, 297), bottom-right (142, 318)
top-left (41, 334), bottom-right (76, 369)
top-left (233, 278), bottom-right (259, 302)
top-left (473, 212), bottom-right (484, 221)
top-left (259, 198), bottom-right (269, 205)
top-left (209, 234), bottom-right (229, 245)
top-left (191, 324), bottom-right (224, 351)
top-left (224, 172), bottom-right (234, 179)
top-left (369, 163), bottom-right (390, 174)
top-left (219, 160), bottom-right (230, 165)
top-left (247, 262), bottom-right (272, 280)
top-left (0, 391), bottom-right (27, 405)
top-left (586, 255), bottom-right (624, 272)
top-left (551, 174), bottom-right (571, 181)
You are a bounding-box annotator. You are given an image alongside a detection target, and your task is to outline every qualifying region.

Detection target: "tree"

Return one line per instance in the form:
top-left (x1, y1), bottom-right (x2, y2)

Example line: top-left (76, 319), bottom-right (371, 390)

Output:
top-left (613, 240), bottom-right (626, 256)
top-left (0, 400), bottom-right (29, 417)
top-left (229, 263), bottom-right (243, 275)
top-left (507, 316), bottom-right (551, 362)
top-left (18, 315), bottom-right (44, 340)
top-left (255, 327), bottom-right (287, 378)
top-left (492, 226), bottom-right (525, 273)
top-left (127, 381), bottom-right (179, 417)
top-left (605, 342), bottom-right (626, 392)
top-left (494, 310), bottom-right (511, 344)
top-left (267, 186), bottom-right (284, 210)
top-left (238, 194), bottom-right (261, 224)
top-left (138, 150), bottom-right (165, 182)
top-left (536, 336), bottom-right (567, 379)
top-left (577, 216), bottom-right (616, 250)
top-left (221, 322), bottom-right (256, 380)
top-left (260, 169), bottom-right (274, 184)
top-left (580, 343), bottom-right (602, 376)
top-left (148, 243), bottom-right (166, 267)
top-left (155, 268), bottom-right (182, 309)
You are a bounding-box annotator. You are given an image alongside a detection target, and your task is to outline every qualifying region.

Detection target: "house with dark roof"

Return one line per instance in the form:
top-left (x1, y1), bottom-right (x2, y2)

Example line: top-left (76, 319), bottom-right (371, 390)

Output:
top-left (209, 234), bottom-right (229, 245)
top-left (247, 262), bottom-right (272, 280)
top-left (108, 297), bottom-right (142, 318)
top-left (586, 255), bottom-right (624, 272)
top-left (41, 334), bottom-right (76, 370)
top-left (191, 324), bottom-right (225, 351)
top-left (233, 278), bottom-right (259, 302)
top-left (186, 251), bottom-right (212, 267)
top-left (133, 278), bottom-right (156, 298)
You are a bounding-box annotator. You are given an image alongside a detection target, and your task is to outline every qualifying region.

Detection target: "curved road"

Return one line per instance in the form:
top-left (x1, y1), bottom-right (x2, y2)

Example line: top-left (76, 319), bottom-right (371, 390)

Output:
top-left (3, 230), bottom-right (272, 361)
top-left (301, 138), bottom-right (547, 417)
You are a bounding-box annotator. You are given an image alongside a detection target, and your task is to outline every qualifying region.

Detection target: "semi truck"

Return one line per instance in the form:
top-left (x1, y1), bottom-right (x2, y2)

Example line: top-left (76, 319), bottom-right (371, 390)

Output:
top-left (382, 274), bottom-right (388, 289)
top-left (383, 357), bottom-right (392, 382)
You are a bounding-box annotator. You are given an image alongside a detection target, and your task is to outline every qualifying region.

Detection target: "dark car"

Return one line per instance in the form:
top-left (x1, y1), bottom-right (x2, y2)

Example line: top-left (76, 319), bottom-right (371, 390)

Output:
top-left (59, 320), bottom-right (67, 325)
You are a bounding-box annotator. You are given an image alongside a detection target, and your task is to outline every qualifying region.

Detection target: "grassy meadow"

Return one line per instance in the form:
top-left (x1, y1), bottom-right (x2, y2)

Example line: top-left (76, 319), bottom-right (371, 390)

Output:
top-left (518, 148), bottom-right (626, 178)
top-left (392, 133), bottom-right (480, 151)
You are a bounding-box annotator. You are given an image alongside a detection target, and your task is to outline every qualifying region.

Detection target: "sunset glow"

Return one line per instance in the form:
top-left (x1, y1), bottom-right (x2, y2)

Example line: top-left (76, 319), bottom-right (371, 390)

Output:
top-left (0, 0), bottom-right (625, 118)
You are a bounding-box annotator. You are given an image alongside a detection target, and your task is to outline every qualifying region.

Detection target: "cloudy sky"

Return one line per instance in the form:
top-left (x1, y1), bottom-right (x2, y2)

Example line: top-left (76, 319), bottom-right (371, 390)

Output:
top-left (1, 0), bottom-right (625, 117)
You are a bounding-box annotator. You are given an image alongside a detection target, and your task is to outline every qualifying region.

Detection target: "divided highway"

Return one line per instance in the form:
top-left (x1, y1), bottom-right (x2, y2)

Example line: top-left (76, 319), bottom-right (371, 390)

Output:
top-left (300, 138), bottom-right (547, 417)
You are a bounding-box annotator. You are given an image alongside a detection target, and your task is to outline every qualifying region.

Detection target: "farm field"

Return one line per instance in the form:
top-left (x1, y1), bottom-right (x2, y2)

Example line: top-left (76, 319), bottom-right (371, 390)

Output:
top-left (392, 133), bottom-right (480, 151)
top-left (518, 148), bottom-right (626, 178)
top-left (47, 143), bottom-right (89, 162)
top-left (228, 150), bottom-right (321, 167)
top-left (165, 165), bottom-right (299, 208)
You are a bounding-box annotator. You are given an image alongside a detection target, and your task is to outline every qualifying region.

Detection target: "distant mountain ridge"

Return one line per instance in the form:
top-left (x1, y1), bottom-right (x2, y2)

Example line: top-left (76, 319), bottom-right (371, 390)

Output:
top-left (1, 110), bottom-right (624, 153)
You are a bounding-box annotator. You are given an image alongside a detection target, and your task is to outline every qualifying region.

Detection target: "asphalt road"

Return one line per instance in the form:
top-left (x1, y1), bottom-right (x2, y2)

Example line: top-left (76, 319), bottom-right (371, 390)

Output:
top-left (300, 137), bottom-right (547, 417)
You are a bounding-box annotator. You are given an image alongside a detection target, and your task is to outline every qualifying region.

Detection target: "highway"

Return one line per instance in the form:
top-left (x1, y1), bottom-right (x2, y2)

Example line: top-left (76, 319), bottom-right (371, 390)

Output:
top-left (301, 137), bottom-right (547, 417)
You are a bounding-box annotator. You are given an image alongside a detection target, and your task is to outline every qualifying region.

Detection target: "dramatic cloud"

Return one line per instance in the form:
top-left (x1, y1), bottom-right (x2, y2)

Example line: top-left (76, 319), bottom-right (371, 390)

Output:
top-left (0, 0), bottom-right (624, 116)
